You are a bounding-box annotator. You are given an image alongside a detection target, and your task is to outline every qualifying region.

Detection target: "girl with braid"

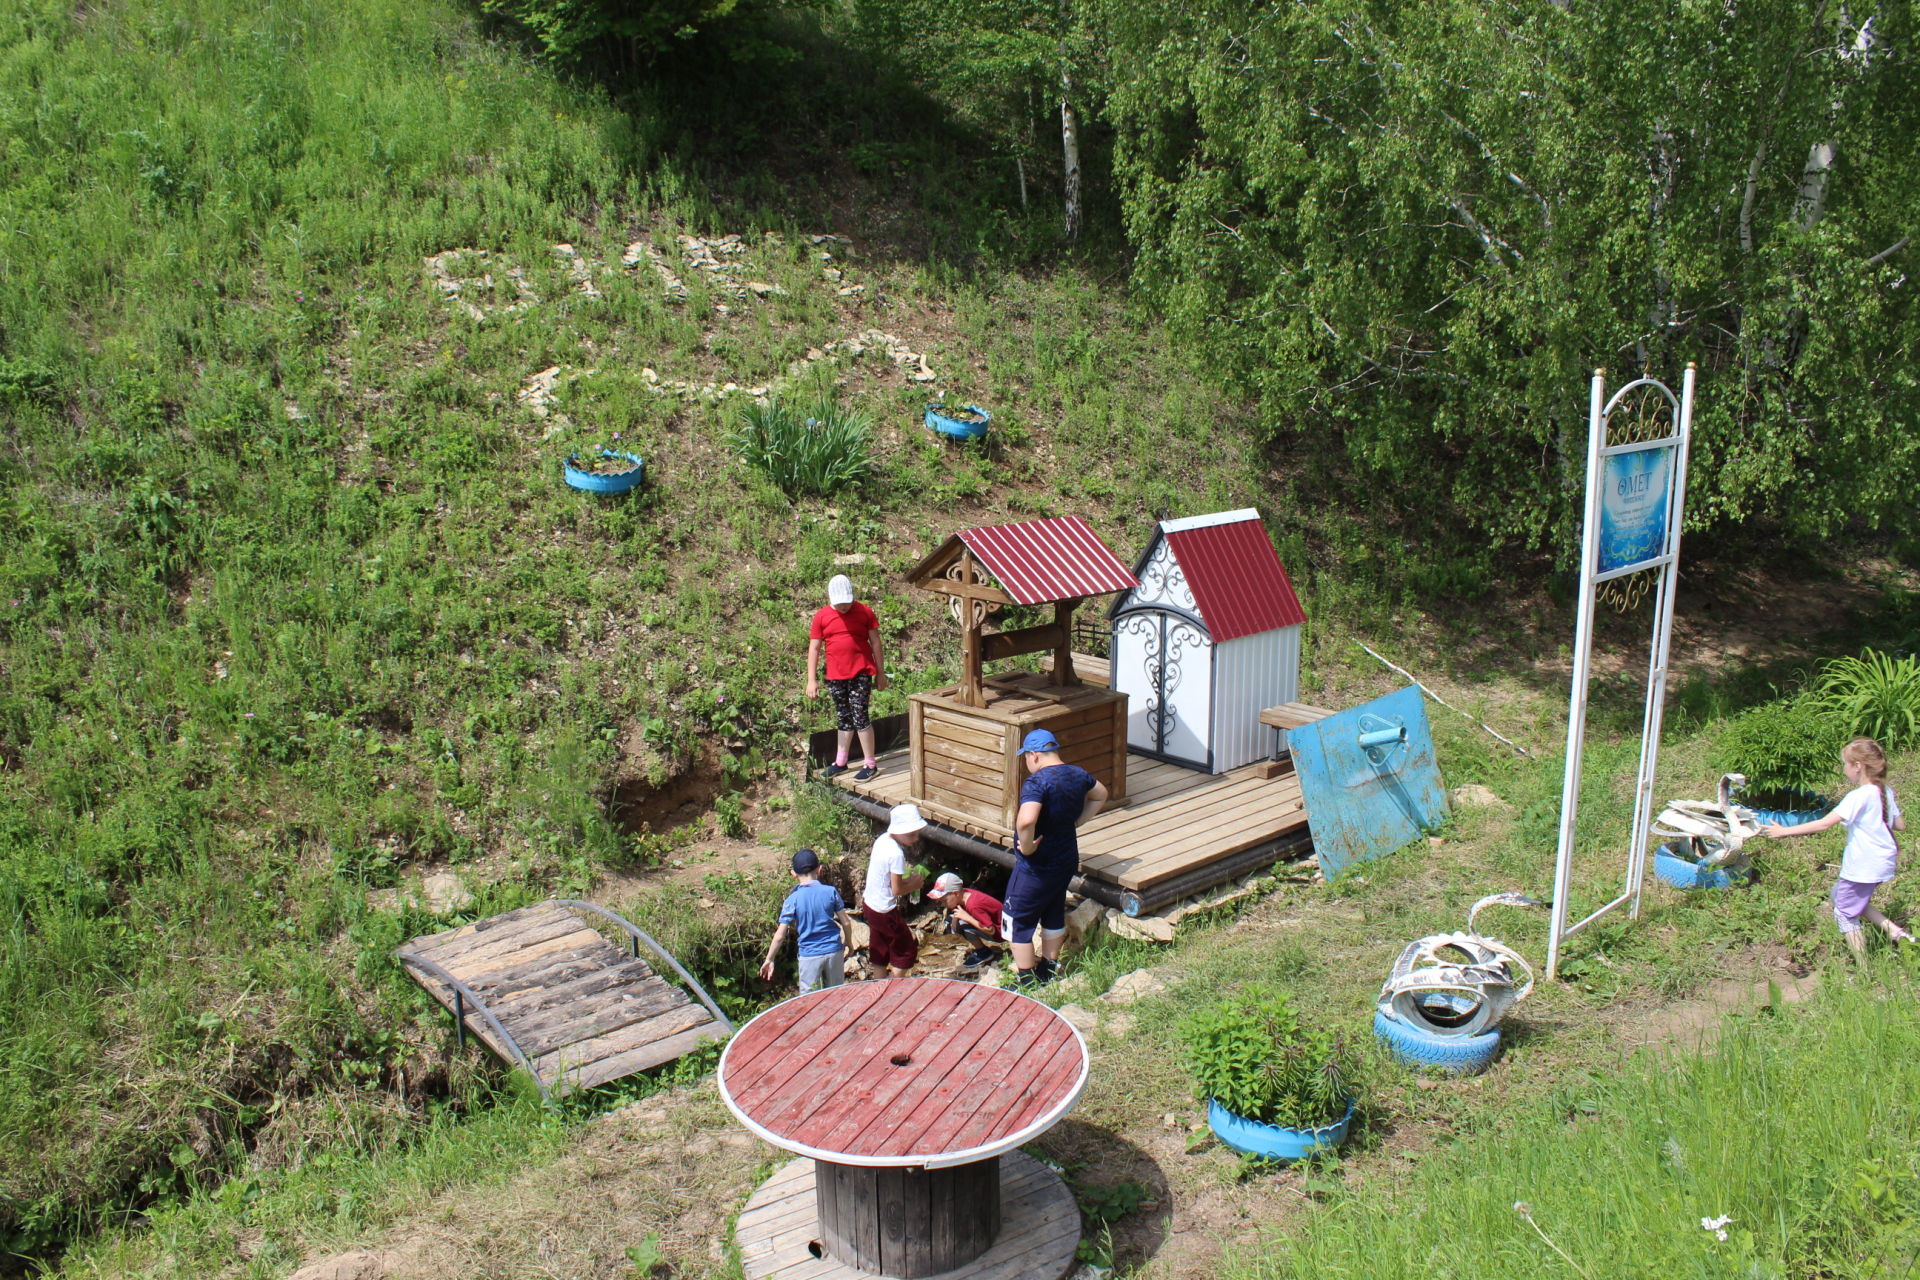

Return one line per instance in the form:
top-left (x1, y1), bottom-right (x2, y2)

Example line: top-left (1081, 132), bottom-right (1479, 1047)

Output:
top-left (1763, 738), bottom-right (1910, 956)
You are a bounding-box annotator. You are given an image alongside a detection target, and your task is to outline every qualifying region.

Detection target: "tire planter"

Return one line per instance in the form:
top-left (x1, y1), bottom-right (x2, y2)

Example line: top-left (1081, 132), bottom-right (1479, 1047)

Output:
top-left (1745, 790), bottom-right (1831, 827)
top-left (564, 450), bottom-right (646, 494)
top-left (925, 403), bottom-right (990, 440)
top-left (1207, 1098), bottom-right (1355, 1162)
top-left (1651, 841), bottom-right (1750, 890)
top-left (1372, 1010), bottom-right (1503, 1076)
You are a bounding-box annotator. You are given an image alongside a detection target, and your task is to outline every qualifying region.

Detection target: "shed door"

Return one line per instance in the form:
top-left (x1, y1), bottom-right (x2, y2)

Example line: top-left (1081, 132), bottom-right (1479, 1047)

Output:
top-left (1115, 609), bottom-right (1211, 769)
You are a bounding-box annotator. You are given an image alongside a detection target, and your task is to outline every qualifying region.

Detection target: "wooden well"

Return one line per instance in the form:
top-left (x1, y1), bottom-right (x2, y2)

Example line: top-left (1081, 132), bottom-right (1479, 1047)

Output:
top-left (909, 673), bottom-right (1127, 837)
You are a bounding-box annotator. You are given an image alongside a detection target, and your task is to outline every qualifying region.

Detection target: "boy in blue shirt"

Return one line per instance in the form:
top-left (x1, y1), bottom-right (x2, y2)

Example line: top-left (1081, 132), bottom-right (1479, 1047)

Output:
top-left (1009, 729), bottom-right (1108, 985)
top-left (759, 849), bottom-right (854, 993)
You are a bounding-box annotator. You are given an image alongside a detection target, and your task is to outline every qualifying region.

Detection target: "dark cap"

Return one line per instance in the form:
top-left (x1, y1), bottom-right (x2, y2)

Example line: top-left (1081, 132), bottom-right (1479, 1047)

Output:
top-left (791, 848), bottom-right (821, 873)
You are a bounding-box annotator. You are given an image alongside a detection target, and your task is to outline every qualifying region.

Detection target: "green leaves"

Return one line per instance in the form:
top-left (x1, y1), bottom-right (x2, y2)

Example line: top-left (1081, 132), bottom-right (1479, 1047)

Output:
top-left (1181, 984), bottom-right (1354, 1129)
top-left (727, 394), bottom-right (876, 499)
top-left (1816, 650), bottom-right (1920, 752)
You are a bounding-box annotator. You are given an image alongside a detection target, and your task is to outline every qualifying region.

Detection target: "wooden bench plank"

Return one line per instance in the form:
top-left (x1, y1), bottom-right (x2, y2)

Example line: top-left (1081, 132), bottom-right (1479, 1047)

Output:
top-left (559, 1022), bottom-right (728, 1093)
top-left (1258, 701), bottom-right (1338, 730)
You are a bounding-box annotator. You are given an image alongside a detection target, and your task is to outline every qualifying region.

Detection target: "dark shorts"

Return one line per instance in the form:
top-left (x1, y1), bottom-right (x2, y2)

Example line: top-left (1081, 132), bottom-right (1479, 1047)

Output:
top-left (863, 905), bottom-right (918, 970)
top-left (826, 673), bottom-right (874, 732)
top-left (1003, 861), bottom-right (1071, 944)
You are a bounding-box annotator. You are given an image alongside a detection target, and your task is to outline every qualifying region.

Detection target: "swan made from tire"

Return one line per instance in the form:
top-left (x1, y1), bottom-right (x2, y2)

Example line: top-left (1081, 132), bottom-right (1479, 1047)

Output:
top-left (1376, 892), bottom-right (1544, 1040)
top-left (1651, 773), bottom-right (1762, 877)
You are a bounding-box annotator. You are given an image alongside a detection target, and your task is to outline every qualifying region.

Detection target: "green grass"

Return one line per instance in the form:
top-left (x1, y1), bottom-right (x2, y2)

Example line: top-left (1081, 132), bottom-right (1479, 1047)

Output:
top-left (1223, 960), bottom-right (1920, 1279)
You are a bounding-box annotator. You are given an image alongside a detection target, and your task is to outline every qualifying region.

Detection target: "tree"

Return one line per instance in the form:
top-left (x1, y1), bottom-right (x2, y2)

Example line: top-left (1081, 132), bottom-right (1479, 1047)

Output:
top-left (1097, 0), bottom-right (1918, 556)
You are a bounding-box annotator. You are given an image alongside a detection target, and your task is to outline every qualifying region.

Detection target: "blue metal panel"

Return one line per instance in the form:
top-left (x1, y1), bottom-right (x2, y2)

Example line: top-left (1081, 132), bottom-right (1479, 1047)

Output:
top-left (1290, 686), bottom-right (1449, 879)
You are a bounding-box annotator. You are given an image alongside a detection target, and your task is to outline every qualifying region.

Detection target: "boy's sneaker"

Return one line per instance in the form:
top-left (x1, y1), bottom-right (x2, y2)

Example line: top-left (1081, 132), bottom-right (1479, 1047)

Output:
top-left (1012, 967), bottom-right (1043, 989)
top-left (961, 947), bottom-right (999, 970)
top-left (854, 764), bottom-right (879, 781)
top-left (1035, 957), bottom-right (1059, 983)
top-left (821, 763), bottom-right (848, 778)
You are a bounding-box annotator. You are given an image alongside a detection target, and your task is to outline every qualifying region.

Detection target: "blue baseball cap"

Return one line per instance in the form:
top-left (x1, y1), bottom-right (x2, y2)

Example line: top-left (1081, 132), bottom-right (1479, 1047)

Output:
top-left (1020, 729), bottom-right (1058, 754)
top-left (791, 848), bottom-right (821, 873)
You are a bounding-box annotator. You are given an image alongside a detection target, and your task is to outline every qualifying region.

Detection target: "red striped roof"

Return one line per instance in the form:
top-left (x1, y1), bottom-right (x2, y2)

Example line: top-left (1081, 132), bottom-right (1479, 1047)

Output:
top-left (1160, 510), bottom-right (1305, 641)
top-left (956, 517), bottom-right (1138, 605)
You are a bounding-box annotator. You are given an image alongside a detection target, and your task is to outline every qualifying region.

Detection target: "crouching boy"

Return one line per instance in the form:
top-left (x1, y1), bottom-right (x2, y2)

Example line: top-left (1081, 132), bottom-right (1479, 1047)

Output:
top-left (926, 872), bottom-right (1005, 970)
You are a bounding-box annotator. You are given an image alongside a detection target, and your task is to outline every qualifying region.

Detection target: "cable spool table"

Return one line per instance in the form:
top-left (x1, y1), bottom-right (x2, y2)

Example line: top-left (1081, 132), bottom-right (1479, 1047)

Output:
top-left (720, 979), bottom-right (1089, 1280)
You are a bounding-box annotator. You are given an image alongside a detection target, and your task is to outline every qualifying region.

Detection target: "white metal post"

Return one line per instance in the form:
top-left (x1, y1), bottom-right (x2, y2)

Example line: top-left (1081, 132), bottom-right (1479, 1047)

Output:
top-left (1546, 370), bottom-right (1609, 981)
top-left (1627, 363), bottom-right (1696, 917)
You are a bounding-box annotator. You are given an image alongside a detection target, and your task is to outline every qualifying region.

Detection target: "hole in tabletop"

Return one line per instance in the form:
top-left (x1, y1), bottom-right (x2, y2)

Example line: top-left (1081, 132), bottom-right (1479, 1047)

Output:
top-left (890, 1053), bottom-right (913, 1066)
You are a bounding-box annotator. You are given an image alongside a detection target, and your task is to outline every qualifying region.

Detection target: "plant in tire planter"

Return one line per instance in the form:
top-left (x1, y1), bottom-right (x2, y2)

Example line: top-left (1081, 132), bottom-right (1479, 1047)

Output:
top-left (563, 445), bottom-right (646, 494)
top-left (1181, 986), bottom-right (1358, 1161)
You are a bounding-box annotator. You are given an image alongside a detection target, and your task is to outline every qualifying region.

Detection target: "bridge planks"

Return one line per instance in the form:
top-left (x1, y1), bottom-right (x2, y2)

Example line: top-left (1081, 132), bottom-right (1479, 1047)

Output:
top-left (396, 901), bottom-right (726, 1097)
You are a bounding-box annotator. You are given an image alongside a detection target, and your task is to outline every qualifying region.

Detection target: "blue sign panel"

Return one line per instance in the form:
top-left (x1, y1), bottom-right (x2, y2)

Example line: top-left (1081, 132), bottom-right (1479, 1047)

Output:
top-left (1290, 686), bottom-right (1449, 880)
top-left (1597, 445), bottom-right (1673, 575)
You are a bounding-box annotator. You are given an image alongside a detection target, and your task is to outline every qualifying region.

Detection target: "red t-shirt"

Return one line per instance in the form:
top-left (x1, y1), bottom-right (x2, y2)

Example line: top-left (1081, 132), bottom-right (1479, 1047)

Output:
top-left (955, 888), bottom-right (1003, 940)
top-left (810, 603), bottom-right (880, 680)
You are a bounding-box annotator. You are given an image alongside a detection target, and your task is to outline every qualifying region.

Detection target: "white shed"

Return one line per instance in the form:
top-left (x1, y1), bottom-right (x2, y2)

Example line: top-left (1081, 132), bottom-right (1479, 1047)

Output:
top-left (1109, 509), bottom-right (1305, 773)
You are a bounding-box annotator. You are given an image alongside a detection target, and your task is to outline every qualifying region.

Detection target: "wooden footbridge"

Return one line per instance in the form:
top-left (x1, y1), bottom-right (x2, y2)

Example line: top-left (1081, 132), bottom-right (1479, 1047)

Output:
top-left (395, 899), bottom-right (732, 1103)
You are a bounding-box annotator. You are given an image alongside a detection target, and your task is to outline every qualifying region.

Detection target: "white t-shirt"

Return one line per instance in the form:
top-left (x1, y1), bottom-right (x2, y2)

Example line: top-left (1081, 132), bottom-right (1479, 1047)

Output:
top-left (864, 835), bottom-right (908, 913)
top-left (1835, 782), bottom-right (1903, 884)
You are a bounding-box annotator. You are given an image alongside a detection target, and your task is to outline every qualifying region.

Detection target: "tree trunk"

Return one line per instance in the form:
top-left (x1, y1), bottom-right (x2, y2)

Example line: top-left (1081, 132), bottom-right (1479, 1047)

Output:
top-left (1060, 70), bottom-right (1082, 241)
top-left (1794, 14), bottom-right (1878, 231)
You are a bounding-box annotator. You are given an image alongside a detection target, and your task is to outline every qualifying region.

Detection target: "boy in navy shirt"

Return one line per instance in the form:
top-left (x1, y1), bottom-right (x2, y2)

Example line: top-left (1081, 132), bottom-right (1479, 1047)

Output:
top-left (1009, 729), bottom-right (1108, 985)
top-left (760, 849), bottom-right (853, 993)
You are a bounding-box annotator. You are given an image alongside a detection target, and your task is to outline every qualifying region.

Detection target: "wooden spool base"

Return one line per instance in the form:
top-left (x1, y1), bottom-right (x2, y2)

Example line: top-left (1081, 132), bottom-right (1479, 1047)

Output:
top-left (735, 1152), bottom-right (1080, 1280)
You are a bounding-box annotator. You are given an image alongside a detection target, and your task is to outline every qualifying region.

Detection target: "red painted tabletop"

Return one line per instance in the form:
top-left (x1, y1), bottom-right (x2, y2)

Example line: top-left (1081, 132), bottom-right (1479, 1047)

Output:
top-left (717, 979), bottom-right (1088, 1169)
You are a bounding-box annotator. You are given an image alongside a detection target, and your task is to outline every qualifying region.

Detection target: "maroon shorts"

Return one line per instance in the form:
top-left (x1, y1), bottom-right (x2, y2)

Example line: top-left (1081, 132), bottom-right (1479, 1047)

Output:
top-left (863, 906), bottom-right (918, 971)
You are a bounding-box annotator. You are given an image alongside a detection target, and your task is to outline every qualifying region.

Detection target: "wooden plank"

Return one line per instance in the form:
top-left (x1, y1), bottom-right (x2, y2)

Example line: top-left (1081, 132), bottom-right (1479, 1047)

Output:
top-left (775, 983), bottom-right (978, 1149)
top-left (400, 903), bottom-right (566, 957)
top-left (929, 1005), bottom-right (1066, 1156)
top-left (560, 1021), bottom-right (728, 1093)
top-left (877, 1165), bottom-right (932, 1277)
top-left (992, 1038), bottom-right (1086, 1133)
top-left (842, 1002), bottom-right (1028, 1158)
top-left (456, 939), bottom-right (615, 990)
top-left (441, 927), bottom-right (608, 978)
top-left (1258, 701), bottom-right (1338, 730)
top-left (922, 766), bottom-right (1006, 808)
top-left (921, 745), bottom-right (1004, 788)
top-left (908, 701), bottom-right (925, 809)
top-left (725, 982), bottom-right (896, 1092)
top-left (533, 1001), bottom-right (714, 1076)
top-left (1102, 803), bottom-right (1308, 888)
top-left (506, 980), bottom-right (691, 1056)
top-left (1076, 778), bottom-right (1276, 858)
top-left (920, 708), bottom-right (1010, 753)
top-left (404, 909), bottom-right (582, 967)
top-left (918, 792), bottom-right (1010, 833)
top-left (1087, 794), bottom-right (1302, 876)
top-left (486, 956), bottom-right (658, 1012)
top-left (734, 983), bottom-right (947, 1118)
top-left (922, 734), bottom-right (1007, 773)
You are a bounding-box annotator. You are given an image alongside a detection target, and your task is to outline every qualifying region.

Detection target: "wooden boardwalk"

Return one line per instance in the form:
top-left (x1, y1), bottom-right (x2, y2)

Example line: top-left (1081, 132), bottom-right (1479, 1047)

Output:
top-left (735, 1152), bottom-right (1079, 1280)
top-left (826, 749), bottom-right (1307, 900)
top-left (395, 900), bottom-right (730, 1100)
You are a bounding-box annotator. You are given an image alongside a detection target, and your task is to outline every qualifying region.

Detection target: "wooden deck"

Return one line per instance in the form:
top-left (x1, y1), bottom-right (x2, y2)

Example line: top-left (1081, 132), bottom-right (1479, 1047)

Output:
top-left (735, 1152), bottom-right (1079, 1280)
top-left (825, 750), bottom-right (1307, 897)
top-left (395, 901), bottom-right (729, 1098)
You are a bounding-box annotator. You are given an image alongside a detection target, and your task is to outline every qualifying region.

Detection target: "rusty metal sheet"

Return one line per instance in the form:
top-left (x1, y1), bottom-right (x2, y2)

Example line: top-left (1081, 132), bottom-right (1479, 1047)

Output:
top-left (1290, 685), bottom-right (1449, 879)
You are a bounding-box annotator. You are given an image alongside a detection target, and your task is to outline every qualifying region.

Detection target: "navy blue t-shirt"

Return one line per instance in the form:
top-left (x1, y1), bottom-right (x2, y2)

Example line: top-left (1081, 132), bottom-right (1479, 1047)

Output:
top-left (1018, 763), bottom-right (1099, 875)
top-left (779, 880), bottom-right (848, 957)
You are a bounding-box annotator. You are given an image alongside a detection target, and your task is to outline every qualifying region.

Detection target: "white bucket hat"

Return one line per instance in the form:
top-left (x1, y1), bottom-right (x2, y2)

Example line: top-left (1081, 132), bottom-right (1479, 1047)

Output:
top-left (887, 803), bottom-right (927, 836)
top-left (828, 574), bottom-right (855, 606)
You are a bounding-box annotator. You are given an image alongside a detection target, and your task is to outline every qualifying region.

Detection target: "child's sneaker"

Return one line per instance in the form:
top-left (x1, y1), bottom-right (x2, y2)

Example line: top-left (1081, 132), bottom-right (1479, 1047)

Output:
top-left (821, 763), bottom-right (848, 778)
top-left (961, 947), bottom-right (999, 971)
top-left (854, 764), bottom-right (879, 781)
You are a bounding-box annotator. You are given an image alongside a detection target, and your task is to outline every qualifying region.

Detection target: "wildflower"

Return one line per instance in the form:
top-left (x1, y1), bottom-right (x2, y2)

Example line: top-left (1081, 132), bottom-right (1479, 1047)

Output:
top-left (244, 713), bottom-right (255, 719)
top-left (1514, 1202), bottom-right (1530, 1216)
top-left (1701, 1215), bottom-right (1732, 1241)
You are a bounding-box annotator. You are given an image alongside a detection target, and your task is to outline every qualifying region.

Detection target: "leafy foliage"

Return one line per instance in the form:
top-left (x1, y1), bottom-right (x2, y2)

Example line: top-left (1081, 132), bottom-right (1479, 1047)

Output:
top-left (1816, 649), bottom-right (1920, 752)
top-left (1709, 695), bottom-right (1847, 796)
top-left (1181, 985), bottom-right (1354, 1129)
top-left (727, 395), bottom-right (875, 498)
top-left (1096, 0), bottom-right (1920, 557)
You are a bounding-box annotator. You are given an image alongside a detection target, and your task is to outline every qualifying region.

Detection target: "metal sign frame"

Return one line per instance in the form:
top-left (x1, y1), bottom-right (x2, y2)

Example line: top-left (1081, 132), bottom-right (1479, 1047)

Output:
top-left (1546, 364), bottom-right (1697, 980)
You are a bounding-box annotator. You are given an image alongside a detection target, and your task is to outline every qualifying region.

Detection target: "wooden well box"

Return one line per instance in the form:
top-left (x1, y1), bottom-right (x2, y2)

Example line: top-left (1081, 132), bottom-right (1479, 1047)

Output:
top-left (908, 672), bottom-right (1128, 837)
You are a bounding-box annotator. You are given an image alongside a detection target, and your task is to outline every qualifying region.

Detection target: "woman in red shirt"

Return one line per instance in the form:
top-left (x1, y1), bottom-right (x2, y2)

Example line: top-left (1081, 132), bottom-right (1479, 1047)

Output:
top-left (806, 574), bottom-right (887, 780)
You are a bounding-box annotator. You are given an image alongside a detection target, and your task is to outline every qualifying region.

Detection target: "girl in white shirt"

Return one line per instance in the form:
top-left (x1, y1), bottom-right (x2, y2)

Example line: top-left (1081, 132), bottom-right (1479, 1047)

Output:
top-left (1762, 738), bottom-right (1909, 956)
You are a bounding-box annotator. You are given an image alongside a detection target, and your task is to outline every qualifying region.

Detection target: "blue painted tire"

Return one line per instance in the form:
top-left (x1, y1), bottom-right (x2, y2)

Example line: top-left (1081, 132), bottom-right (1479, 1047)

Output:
top-left (925, 404), bottom-right (990, 440)
top-left (1207, 1098), bottom-right (1355, 1161)
top-left (564, 450), bottom-right (646, 493)
top-left (1373, 1010), bottom-right (1502, 1076)
top-left (1747, 790), bottom-right (1831, 827)
top-left (1652, 844), bottom-right (1748, 890)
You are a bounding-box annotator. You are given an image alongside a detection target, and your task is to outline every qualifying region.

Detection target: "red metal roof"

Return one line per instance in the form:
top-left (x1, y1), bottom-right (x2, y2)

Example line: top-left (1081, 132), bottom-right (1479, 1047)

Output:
top-left (956, 516), bottom-right (1138, 605)
top-left (1161, 511), bottom-right (1305, 641)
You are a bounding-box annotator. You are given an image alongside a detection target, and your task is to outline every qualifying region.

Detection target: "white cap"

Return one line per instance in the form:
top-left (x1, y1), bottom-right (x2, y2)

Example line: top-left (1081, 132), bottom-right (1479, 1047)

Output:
top-left (828, 574), bottom-right (855, 606)
top-left (887, 803), bottom-right (927, 836)
top-left (927, 872), bottom-right (964, 899)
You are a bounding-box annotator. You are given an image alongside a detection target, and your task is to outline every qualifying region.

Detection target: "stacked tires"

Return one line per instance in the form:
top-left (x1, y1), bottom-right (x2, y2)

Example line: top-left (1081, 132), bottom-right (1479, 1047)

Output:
top-left (1372, 1008), bottom-right (1503, 1076)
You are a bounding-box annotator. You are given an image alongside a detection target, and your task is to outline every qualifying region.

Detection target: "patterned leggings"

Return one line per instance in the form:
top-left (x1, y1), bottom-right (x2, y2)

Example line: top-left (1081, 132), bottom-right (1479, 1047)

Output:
top-left (826, 673), bottom-right (874, 732)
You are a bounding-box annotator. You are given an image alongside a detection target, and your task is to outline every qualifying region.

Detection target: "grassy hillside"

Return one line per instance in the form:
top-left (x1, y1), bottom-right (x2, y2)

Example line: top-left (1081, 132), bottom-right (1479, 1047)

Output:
top-left (0, 0), bottom-right (1264, 1259)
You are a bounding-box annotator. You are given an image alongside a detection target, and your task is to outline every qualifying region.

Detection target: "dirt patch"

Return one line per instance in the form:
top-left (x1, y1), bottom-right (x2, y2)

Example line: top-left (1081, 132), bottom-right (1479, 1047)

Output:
top-left (610, 762), bottom-right (722, 836)
top-left (1626, 966), bottom-right (1818, 1051)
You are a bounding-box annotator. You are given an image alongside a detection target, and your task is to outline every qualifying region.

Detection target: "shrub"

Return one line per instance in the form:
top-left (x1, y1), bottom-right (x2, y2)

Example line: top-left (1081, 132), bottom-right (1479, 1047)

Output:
top-left (727, 395), bottom-right (874, 499)
top-left (1816, 649), bottom-right (1920, 752)
top-left (1708, 695), bottom-right (1847, 796)
top-left (1181, 985), bottom-right (1355, 1129)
